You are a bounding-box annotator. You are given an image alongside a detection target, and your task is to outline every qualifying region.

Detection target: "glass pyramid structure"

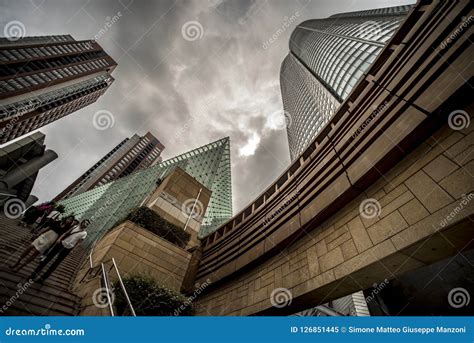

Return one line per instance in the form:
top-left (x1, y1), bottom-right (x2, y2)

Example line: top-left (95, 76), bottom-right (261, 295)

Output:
top-left (60, 137), bottom-right (232, 247)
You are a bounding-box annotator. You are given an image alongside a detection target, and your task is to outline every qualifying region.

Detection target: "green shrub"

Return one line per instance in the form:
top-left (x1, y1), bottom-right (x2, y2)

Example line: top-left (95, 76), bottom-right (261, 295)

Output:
top-left (125, 207), bottom-right (190, 248)
top-left (114, 275), bottom-right (193, 316)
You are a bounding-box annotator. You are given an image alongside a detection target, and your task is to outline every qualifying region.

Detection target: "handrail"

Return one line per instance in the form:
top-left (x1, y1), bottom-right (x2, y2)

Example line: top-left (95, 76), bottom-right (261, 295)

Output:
top-left (89, 239), bottom-right (97, 269)
top-left (111, 257), bottom-right (136, 316)
top-left (100, 262), bottom-right (114, 316)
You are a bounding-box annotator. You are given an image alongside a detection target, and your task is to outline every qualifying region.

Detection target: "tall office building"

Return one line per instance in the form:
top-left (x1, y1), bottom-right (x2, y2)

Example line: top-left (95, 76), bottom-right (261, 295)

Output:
top-left (280, 5), bottom-right (413, 316)
top-left (0, 35), bottom-right (116, 144)
top-left (59, 137), bottom-right (232, 244)
top-left (54, 132), bottom-right (165, 201)
top-left (281, 5), bottom-right (412, 161)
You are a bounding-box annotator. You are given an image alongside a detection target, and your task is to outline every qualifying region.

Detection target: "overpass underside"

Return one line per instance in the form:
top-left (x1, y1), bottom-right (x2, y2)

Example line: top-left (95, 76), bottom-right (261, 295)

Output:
top-left (194, 0), bottom-right (473, 316)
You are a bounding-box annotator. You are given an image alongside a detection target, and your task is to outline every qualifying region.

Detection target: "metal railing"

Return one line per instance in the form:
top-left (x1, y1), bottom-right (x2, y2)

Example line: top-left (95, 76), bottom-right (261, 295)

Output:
top-left (79, 240), bottom-right (136, 316)
top-left (99, 258), bottom-right (136, 317)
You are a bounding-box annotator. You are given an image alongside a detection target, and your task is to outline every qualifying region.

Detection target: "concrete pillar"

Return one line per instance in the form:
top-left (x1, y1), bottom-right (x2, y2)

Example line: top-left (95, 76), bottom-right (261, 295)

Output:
top-left (25, 195), bottom-right (38, 207)
top-left (0, 150), bottom-right (57, 190)
top-left (181, 245), bottom-right (203, 295)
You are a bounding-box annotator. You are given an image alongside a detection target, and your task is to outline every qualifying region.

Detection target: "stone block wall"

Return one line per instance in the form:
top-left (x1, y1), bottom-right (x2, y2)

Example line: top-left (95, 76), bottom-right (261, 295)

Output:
top-left (75, 221), bottom-right (192, 315)
top-left (195, 112), bottom-right (473, 315)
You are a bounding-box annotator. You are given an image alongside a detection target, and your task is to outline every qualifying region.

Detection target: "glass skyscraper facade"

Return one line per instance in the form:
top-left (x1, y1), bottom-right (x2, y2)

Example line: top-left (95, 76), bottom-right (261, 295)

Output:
top-left (281, 5), bottom-right (412, 161)
top-left (59, 137), bottom-right (232, 246)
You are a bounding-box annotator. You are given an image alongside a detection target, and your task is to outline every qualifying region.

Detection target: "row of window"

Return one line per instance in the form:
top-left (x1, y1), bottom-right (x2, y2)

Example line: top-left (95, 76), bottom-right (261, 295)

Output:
top-left (1, 59), bottom-right (110, 93)
top-left (0, 88), bottom-right (104, 144)
top-left (95, 139), bottom-right (156, 187)
top-left (0, 41), bottom-right (94, 62)
top-left (1, 74), bottom-right (112, 121)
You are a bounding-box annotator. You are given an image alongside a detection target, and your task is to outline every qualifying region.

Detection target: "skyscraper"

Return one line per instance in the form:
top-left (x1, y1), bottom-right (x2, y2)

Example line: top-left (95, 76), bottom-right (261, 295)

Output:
top-left (0, 35), bottom-right (116, 144)
top-left (59, 137), bottom-right (232, 245)
top-left (53, 132), bottom-right (165, 201)
top-left (281, 5), bottom-right (412, 161)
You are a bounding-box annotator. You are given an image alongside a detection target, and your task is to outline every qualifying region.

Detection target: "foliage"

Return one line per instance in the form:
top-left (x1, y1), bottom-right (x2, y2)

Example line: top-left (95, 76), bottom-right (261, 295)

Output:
top-left (114, 275), bottom-right (193, 316)
top-left (124, 206), bottom-right (190, 248)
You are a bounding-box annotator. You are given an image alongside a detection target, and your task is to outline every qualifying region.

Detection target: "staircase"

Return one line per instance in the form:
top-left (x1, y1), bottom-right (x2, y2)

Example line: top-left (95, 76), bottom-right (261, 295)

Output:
top-left (0, 214), bottom-right (85, 315)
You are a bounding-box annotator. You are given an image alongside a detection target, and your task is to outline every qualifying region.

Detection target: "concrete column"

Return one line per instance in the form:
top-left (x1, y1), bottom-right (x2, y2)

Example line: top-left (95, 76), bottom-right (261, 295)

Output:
top-left (181, 245), bottom-right (203, 295)
top-left (25, 195), bottom-right (39, 207)
top-left (0, 150), bottom-right (57, 190)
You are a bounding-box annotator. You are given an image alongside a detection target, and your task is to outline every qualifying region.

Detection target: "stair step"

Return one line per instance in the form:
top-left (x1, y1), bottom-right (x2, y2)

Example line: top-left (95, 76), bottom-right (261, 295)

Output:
top-left (0, 214), bottom-right (87, 316)
top-left (0, 272), bottom-right (80, 306)
top-left (0, 295), bottom-right (78, 316)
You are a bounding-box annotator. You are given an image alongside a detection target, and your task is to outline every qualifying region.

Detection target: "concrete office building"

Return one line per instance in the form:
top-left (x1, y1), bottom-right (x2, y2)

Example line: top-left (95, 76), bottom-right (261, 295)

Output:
top-left (0, 35), bottom-right (116, 144)
top-left (54, 132), bottom-right (165, 201)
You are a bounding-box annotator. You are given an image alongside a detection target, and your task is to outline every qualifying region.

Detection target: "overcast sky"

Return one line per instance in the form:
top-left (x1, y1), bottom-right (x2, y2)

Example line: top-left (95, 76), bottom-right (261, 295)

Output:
top-left (1, 0), bottom-right (414, 214)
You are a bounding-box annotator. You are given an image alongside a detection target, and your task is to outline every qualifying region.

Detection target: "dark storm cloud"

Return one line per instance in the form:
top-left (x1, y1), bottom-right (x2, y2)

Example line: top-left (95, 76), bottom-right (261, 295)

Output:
top-left (1, 0), bottom-right (415, 213)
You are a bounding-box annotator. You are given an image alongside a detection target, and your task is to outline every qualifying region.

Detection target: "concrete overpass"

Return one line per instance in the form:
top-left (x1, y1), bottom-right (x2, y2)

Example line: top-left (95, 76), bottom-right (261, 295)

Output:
top-left (194, 0), bottom-right (474, 315)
